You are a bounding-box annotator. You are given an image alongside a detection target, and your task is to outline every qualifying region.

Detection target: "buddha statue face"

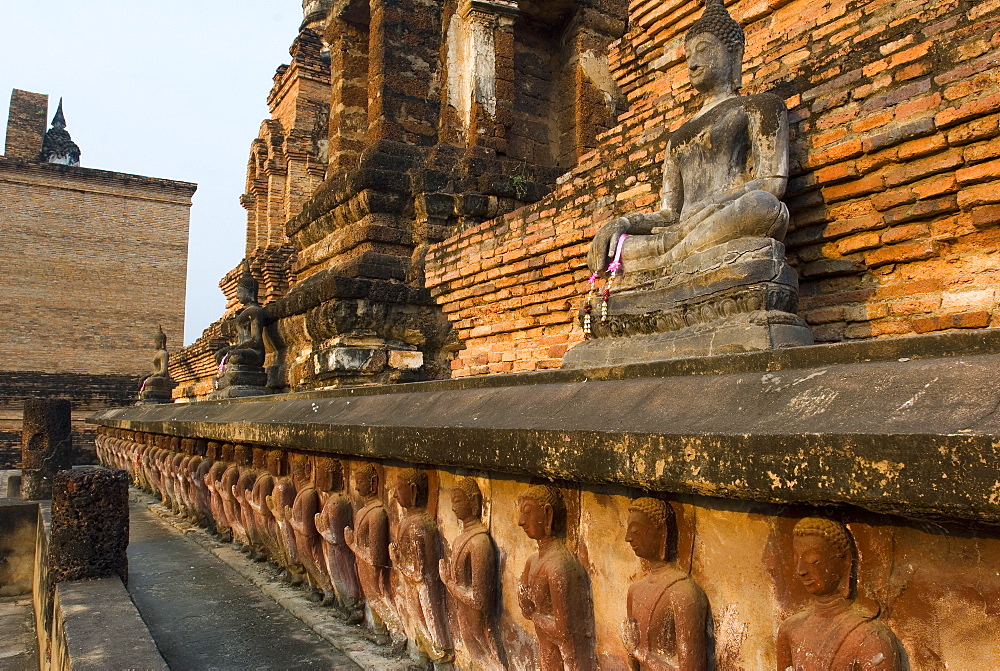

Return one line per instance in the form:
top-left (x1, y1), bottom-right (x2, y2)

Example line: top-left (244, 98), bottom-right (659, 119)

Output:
top-left (793, 534), bottom-right (847, 597)
top-left (626, 509), bottom-right (667, 562)
top-left (686, 32), bottom-right (735, 96)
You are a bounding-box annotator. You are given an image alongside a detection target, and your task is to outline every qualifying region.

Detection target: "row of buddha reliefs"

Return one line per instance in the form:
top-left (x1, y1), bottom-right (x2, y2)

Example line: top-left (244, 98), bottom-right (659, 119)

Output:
top-left (97, 431), bottom-right (907, 670)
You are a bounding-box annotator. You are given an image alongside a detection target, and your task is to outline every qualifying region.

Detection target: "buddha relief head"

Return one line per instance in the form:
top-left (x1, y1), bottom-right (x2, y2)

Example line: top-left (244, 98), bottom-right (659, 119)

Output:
top-left (354, 462), bottom-right (379, 499)
top-left (518, 484), bottom-right (566, 541)
top-left (685, 0), bottom-right (745, 93)
top-left (626, 497), bottom-right (675, 563)
top-left (451, 477), bottom-right (483, 524)
top-left (394, 468), bottom-right (429, 510)
top-left (792, 517), bottom-right (854, 599)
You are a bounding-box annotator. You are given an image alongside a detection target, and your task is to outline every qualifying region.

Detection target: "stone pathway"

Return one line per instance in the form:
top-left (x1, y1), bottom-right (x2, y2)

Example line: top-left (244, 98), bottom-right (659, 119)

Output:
top-left (0, 595), bottom-right (37, 670)
top-left (127, 499), bottom-right (361, 670)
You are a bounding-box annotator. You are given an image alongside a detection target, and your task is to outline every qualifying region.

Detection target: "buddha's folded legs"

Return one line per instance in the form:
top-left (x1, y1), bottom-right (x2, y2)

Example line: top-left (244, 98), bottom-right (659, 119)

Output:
top-left (622, 189), bottom-right (789, 266)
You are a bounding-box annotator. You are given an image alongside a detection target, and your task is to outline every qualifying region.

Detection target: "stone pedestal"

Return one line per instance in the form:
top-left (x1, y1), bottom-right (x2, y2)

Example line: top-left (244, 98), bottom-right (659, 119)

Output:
top-left (21, 398), bottom-right (73, 500)
top-left (137, 376), bottom-right (175, 405)
top-left (211, 364), bottom-right (270, 399)
top-left (49, 467), bottom-right (129, 585)
top-left (563, 238), bottom-right (813, 368)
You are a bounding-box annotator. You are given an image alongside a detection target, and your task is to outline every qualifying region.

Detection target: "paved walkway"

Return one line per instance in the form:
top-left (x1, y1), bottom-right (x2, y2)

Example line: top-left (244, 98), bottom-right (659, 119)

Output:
top-left (127, 500), bottom-right (360, 670)
top-left (0, 595), bottom-right (37, 670)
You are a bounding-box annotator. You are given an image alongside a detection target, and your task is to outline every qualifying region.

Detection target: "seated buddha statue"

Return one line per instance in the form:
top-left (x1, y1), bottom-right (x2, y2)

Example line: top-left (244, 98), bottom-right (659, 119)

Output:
top-left (212, 261), bottom-right (269, 397)
top-left (567, 0), bottom-right (811, 366)
top-left (588, 0), bottom-right (788, 275)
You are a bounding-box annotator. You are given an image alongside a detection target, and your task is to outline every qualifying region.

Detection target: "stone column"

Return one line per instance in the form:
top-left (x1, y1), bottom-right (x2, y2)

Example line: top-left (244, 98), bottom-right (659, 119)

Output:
top-left (48, 467), bottom-right (129, 585)
top-left (20, 398), bottom-right (73, 500)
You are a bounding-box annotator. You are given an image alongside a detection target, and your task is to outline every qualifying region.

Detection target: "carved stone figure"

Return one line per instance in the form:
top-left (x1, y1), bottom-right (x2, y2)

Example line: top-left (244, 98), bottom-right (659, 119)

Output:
top-left (624, 498), bottom-right (708, 671)
top-left (389, 468), bottom-right (452, 664)
top-left (565, 0), bottom-right (811, 367)
top-left (314, 459), bottom-right (365, 622)
top-left (344, 463), bottom-right (394, 642)
top-left (287, 453), bottom-right (333, 599)
top-left (517, 484), bottom-right (596, 670)
top-left (250, 449), bottom-right (282, 565)
top-left (440, 478), bottom-right (502, 669)
top-left (212, 261), bottom-right (269, 398)
top-left (137, 326), bottom-right (175, 405)
top-left (206, 456), bottom-right (232, 541)
top-left (267, 454), bottom-right (305, 583)
top-left (221, 447), bottom-right (249, 547)
top-left (776, 517), bottom-right (904, 670)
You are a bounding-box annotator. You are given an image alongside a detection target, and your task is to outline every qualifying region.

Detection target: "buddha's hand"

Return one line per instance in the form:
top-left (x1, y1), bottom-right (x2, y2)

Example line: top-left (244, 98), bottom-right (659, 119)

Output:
top-left (621, 617), bottom-right (639, 652)
top-left (588, 217), bottom-right (631, 272)
top-left (518, 583), bottom-right (535, 617)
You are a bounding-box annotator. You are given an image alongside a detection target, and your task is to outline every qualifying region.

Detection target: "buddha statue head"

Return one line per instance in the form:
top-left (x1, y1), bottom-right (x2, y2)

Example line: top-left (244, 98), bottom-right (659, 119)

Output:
top-left (236, 260), bottom-right (260, 307)
top-left (153, 325), bottom-right (167, 351)
top-left (626, 497), bottom-right (676, 563)
top-left (685, 0), bottom-right (745, 93)
top-left (451, 477), bottom-right (483, 524)
top-left (791, 517), bottom-right (854, 599)
top-left (518, 484), bottom-right (566, 540)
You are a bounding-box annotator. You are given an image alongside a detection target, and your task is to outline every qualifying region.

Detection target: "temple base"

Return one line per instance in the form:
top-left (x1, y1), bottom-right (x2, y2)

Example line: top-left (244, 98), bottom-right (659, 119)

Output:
top-left (563, 237), bottom-right (814, 368)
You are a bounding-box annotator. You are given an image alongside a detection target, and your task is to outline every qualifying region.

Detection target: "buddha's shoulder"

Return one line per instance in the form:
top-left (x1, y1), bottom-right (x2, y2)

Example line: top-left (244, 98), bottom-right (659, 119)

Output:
top-left (741, 91), bottom-right (786, 109)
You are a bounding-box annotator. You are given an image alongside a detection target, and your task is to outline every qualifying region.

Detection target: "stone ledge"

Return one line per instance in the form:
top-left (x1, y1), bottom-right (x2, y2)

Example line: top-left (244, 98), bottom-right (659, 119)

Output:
top-left (52, 578), bottom-right (167, 670)
top-left (90, 328), bottom-right (1000, 523)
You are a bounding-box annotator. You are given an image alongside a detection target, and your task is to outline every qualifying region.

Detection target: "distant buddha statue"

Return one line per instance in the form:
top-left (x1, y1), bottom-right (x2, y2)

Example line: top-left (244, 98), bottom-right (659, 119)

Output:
top-left (776, 517), bottom-right (905, 670)
top-left (212, 261), bottom-right (269, 398)
top-left (137, 326), bottom-right (175, 405)
top-left (566, 0), bottom-right (811, 366)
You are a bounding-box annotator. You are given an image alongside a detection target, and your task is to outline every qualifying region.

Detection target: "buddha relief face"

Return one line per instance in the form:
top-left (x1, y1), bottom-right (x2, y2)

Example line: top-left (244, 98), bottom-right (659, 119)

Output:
top-left (393, 474), bottom-right (417, 509)
top-left (237, 283), bottom-right (255, 306)
top-left (686, 32), bottom-right (734, 95)
top-left (355, 468), bottom-right (377, 498)
top-left (793, 534), bottom-right (846, 597)
top-left (451, 488), bottom-right (474, 522)
top-left (625, 510), bottom-right (667, 562)
top-left (518, 497), bottom-right (551, 541)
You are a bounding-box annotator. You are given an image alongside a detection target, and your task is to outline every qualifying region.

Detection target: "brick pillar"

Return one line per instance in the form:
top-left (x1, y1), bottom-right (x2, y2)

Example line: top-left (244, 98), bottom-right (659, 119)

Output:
top-left (4, 89), bottom-right (48, 159)
top-left (20, 398), bottom-right (73, 500)
top-left (48, 467), bottom-right (129, 585)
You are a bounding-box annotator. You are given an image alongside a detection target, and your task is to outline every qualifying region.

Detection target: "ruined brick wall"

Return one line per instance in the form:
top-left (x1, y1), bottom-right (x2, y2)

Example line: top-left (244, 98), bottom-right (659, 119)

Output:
top-left (0, 158), bottom-right (195, 376)
top-left (427, 0), bottom-right (1000, 376)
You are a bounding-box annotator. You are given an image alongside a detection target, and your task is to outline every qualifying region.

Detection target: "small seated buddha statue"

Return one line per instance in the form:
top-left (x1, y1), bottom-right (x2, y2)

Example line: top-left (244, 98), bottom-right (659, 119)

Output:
top-left (137, 326), bottom-right (176, 404)
top-left (566, 0), bottom-right (812, 366)
top-left (211, 261), bottom-right (270, 398)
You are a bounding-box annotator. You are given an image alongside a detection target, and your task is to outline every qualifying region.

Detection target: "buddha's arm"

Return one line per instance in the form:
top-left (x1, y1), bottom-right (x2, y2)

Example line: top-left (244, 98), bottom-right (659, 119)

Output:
top-left (468, 536), bottom-right (497, 611)
top-left (748, 98), bottom-right (789, 199)
top-left (670, 584), bottom-right (709, 671)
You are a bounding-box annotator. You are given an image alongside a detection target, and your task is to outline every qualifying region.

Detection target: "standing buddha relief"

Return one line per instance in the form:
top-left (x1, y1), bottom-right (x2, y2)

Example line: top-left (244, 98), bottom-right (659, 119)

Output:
top-left (517, 484), bottom-right (596, 671)
top-left (777, 518), bottom-right (905, 670)
top-left (440, 477), bottom-right (503, 669)
top-left (624, 497), bottom-right (709, 671)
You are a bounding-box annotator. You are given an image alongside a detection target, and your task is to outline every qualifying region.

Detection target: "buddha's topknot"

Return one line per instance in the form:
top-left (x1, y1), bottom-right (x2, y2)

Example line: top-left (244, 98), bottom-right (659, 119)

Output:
top-left (793, 517), bottom-right (851, 557)
top-left (686, 0), bottom-right (745, 54)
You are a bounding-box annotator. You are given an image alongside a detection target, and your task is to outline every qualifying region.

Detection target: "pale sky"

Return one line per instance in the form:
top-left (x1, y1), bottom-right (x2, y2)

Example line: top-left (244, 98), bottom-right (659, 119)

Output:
top-left (0, 1), bottom-right (303, 344)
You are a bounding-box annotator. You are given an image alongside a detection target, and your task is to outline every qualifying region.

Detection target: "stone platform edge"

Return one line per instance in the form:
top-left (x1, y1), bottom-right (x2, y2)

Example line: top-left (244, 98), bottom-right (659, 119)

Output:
top-left (90, 329), bottom-right (1000, 524)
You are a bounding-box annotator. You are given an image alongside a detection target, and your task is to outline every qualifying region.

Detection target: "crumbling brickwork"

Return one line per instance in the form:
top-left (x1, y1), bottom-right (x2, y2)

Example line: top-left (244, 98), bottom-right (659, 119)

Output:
top-left (427, 0), bottom-right (1000, 376)
top-left (4, 89), bottom-right (47, 159)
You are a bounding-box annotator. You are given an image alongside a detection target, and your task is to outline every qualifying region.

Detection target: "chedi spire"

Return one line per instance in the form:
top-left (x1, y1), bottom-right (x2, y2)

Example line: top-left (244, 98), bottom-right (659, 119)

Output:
top-left (38, 98), bottom-right (81, 166)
